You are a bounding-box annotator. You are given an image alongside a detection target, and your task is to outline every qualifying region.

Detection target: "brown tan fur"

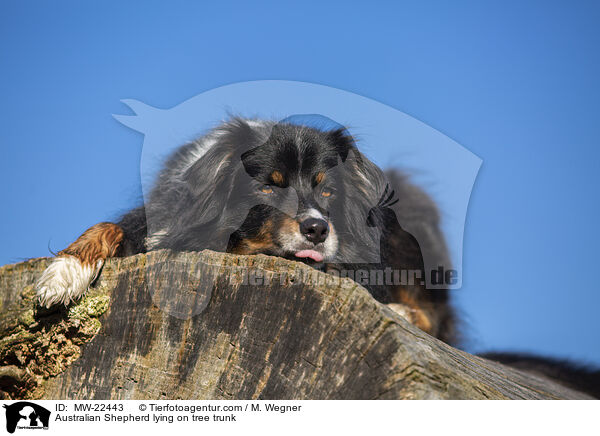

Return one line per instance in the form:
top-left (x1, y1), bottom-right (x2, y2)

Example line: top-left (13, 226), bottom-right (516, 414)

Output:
top-left (59, 222), bottom-right (124, 266)
top-left (278, 215), bottom-right (299, 235)
top-left (391, 290), bottom-right (434, 334)
top-left (270, 170), bottom-right (284, 186)
top-left (230, 220), bottom-right (275, 254)
top-left (389, 285), bottom-right (452, 339)
top-left (314, 172), bottom-right (325, 185)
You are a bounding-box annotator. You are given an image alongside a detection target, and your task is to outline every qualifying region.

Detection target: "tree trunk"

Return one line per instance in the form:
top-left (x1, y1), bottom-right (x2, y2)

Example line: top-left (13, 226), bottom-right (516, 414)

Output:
top-left (0, 250), bottom-right (592, 399)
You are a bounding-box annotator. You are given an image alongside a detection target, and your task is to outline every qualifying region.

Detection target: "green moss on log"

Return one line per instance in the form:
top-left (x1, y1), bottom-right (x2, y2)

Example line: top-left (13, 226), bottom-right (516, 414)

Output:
top-left (0, 277), bottom-right (110, 399)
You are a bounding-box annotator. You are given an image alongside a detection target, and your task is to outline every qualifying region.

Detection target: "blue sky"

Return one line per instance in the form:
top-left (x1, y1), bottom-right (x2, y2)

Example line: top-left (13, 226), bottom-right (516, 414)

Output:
top-left (1, 1), bottom-right (599, 364)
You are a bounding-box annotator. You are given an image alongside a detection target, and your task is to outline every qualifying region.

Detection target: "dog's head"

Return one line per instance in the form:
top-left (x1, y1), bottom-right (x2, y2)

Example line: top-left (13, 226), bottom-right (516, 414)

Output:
top-left (154, 118), bottom-right (389, 266)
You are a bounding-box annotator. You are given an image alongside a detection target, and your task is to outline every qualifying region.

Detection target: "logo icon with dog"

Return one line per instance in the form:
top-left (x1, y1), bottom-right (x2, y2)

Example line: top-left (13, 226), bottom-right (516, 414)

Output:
top-left (3, 402), bottom-right (50, 433)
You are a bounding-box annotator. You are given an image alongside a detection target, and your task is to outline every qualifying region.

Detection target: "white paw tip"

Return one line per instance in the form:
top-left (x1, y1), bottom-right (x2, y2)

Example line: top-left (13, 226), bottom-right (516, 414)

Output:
top-left (36, 256), bottom-right (103, 308)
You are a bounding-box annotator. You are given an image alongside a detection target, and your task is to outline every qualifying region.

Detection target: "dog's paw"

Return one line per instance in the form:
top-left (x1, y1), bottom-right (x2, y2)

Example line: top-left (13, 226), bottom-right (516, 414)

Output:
top-left (386, 302), bottom-right (434, 334)
top-left (36, 256), bottom-right (103, 308)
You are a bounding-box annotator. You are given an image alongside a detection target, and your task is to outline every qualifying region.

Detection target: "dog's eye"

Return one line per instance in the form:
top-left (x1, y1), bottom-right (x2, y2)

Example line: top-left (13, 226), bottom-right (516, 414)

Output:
top-left (321, 188), bottom-right (333, 198)
top-left (260, 185), bottom-right (273, 194)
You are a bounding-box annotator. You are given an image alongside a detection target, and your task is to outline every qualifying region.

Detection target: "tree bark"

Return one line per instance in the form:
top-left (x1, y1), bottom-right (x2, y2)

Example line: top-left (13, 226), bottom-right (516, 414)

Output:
top-left (0, 250), bottom-right (592, 399)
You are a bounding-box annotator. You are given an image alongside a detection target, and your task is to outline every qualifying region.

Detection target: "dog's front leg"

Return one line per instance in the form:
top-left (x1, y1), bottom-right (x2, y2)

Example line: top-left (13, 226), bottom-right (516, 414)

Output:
top-left (36, 222), bottom-right (124, 308)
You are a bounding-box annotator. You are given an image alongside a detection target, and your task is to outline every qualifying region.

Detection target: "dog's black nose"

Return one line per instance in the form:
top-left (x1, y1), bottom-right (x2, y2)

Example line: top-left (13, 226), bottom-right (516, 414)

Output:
top-left (300, 218), bottom-right (329, 244)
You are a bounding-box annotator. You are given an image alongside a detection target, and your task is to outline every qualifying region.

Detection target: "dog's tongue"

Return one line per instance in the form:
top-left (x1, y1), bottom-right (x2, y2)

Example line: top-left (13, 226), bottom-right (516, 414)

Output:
top-left (294, 250), bottom-right (324, 262)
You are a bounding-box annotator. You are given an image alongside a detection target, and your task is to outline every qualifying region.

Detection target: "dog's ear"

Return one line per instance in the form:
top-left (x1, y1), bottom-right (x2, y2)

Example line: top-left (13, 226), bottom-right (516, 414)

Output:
top-left (327, 127), bottom-right (353, 162)
top-left (182, 119), bottom-right (259, 220)
top-left (183, 119), bottom-right (258, 183)
top-left (330, 143), bottom-right (390, 264)
top-left (151, 119), bottom-right (261, 252)
top-left (329, 128), bottom-right (386, 198)
top-left (325, 126), bottom-right (388, 208)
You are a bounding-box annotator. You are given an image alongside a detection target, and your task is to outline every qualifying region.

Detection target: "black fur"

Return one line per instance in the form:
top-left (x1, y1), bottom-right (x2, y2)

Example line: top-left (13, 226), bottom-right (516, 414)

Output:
top-left (480, 352), bottom-right (600, 399)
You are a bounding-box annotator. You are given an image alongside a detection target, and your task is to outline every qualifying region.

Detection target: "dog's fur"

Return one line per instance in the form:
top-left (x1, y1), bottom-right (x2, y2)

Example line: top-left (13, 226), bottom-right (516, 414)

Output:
top-left (37, 118), bottom-right (458, 343)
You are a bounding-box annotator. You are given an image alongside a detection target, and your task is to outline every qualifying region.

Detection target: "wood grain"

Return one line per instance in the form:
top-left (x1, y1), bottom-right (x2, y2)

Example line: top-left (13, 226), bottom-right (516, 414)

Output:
top-left (0, 250), bottom-right (592, 399)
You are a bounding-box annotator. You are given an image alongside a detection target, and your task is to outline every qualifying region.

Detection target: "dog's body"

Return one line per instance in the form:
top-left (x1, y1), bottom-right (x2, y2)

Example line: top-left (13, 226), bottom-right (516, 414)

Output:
top-left (37, 118), bottom-right (457, 343)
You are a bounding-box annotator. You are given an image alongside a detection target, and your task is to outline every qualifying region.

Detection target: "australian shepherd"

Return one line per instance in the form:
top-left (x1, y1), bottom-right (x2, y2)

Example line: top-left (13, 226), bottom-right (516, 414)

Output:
top-left (36, 118), bottom-right (457, 344)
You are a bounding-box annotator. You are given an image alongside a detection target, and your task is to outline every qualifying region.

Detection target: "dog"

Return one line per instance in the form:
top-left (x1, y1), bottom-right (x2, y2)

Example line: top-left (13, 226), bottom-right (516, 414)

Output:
top-left (36, 118), bottom-right (458, 344)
